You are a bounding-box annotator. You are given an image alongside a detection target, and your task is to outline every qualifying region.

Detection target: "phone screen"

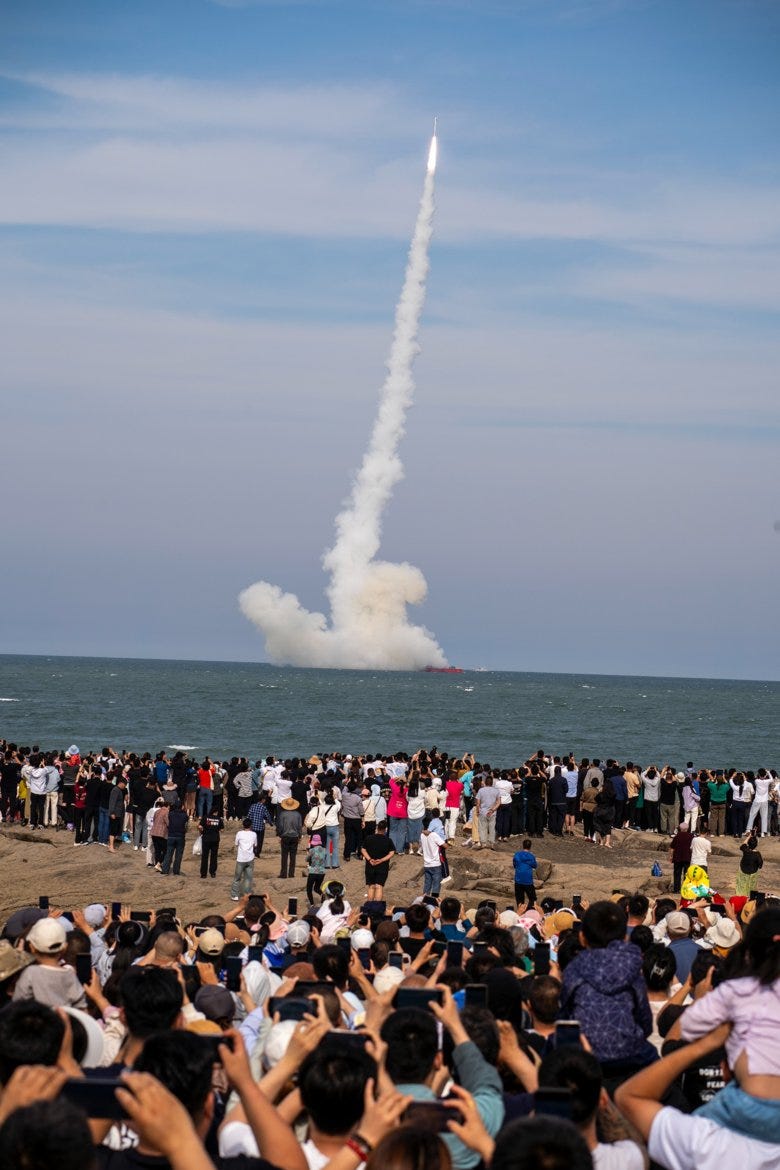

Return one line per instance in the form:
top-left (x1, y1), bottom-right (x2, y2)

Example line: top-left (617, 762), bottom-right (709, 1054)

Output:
top-left (75, 953), bottom-right (93, 985)
top-left (60, 1078), bottom-right (127, 1120)
top-left (287, 897), bottom-right (298, 917)
top-left (572, 895), bottom-right (582, 910)
top-left (269, 997), bottom-right (312, 1022)
top-left (533, 943), bottom-right (550, 975)
top-left (111, 902), bottom-right (122, 920)
top-left (555, 1021), bottom-right (581, 1047)
top-left (358, 948), bottom-right (372, 971)
top-left (402, 1101), bottom-right (463, 1132)
top-left (394, 987), bottom-right (444, 1012)
top-left (464, 983), bottom-right (488, 1007)
top-left (38, 896), bottom-right (49, 911)
top-left (389, 952), bottom-right (404, 969)
top-left (130, 911), bottom-right (151, 923)
top-left (336, 936), bottom-right (352, 955)
top-left (247, 946), bottom-right (263, 964)
top-left (446, 941), bottom-right (464, 967)
top-left (224, 955), bottom-right (242, 992)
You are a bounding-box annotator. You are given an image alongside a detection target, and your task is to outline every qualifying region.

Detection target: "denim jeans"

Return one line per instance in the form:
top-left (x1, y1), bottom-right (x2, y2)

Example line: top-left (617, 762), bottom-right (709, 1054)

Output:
top-left (196, 789), bottom-right (213, 819)
top-left (424, 865), bottom-right (443, 896)
top-left (325, 824), bottom-right (340, 867)
top-left (162, 836), bottom-right (185, 875)
top-left (133, 814), bottom-right (148, 848)
top-left (231, 859), bottom-right (254, 897)
top-left (388, 816), bottom-right (408, 854)
top-left (98, 807), bottom-right (111, 844)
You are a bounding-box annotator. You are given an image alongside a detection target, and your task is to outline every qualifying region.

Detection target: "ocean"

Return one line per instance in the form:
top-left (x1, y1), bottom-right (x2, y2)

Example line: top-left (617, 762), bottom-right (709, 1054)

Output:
top-left (0, 655), bottom-right (776, 769)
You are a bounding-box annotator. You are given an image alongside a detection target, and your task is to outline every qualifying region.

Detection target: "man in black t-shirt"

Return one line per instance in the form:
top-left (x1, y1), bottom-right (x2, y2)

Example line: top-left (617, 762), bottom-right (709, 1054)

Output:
top-left (199, 812), bottom-right (224, 879)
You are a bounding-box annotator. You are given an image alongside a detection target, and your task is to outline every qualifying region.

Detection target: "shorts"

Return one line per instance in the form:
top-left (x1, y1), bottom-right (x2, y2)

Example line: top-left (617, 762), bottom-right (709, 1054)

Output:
top-left (566, 798), bottom-right (579, 815)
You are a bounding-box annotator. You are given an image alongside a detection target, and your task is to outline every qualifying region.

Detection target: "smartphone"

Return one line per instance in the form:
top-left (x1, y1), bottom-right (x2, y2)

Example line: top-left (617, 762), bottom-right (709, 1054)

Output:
top-left (755, 891), bottom-right (766, 906)
top-left (292, 981), bottom-right (332, 999)
top-left (322, 1030), bottom-right (370, 1052)
top-left (535, 1087), bottom-right (573, 1119)
top-left (389, 952), bottom-right (404, 969)
top-left (287, 897), bottom-right (298, 917)
top-left (247, 945), bottom-right (264, 964)
top-left (76, 954), bottom-right (93, 985)
top-left (268, 996), bottom-right (312, 1022)
top-left (464, 983), bottom-right (488, 1007)
top-left (555, 1021), bottom-right (581, 1047)
top-left (61, 911), bottom-right (74, 923)
top-left (192, 925), bottom-right (209, 937)
top-left (402, 1101), bottom-right (463, 1132)
top-left (394, 987), bottom-right (444, 1012)
top-left (471, 940), bottom-right (488, 954)
top-left (431, 941), bottom-right (447, 958)
top-left (572, 894), bottom-right (582, 911)
top-left (111, 902), bottom-right (122, 920)
top-left (533, 943), bottom-right (550, 975)
top-left (201, 1034), bottom-right (235, 1064)
top-left (358, 948), bottom-right (372, 971)
top-left (60, 1077), bottom-right (127, 1120)
top-left (130, 911), bottom-right (151, 923)
top-left (446, 941), bottom-right (464, 968)
top-left (336, 936), bottom-right (352, 955)
top-left (38, 896), bottom-right (49, 911)
top-left (224, 955), bottom-right (242, 992)
top-left (479, 900), bottom-right (498, 911)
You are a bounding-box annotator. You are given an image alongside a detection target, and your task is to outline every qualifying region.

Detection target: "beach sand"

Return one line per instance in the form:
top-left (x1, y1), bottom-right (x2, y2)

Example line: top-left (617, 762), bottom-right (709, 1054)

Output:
top-left (1, 824), bottom-right (776, 922)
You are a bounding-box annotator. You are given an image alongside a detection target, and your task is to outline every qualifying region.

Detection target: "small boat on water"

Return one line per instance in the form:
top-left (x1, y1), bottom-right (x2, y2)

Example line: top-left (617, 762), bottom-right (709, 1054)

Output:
top-left (423, 665), bottom-right (464, 674)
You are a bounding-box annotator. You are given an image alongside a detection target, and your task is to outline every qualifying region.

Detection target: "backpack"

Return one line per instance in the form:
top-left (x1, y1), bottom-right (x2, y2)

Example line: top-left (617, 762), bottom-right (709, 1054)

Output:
top-left (651, 860), bottom-right (662, 877)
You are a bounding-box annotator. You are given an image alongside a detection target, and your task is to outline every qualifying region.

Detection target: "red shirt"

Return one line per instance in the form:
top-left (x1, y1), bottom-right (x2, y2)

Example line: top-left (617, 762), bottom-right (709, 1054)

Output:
top-left (198, 768), bottom-right (212, 790)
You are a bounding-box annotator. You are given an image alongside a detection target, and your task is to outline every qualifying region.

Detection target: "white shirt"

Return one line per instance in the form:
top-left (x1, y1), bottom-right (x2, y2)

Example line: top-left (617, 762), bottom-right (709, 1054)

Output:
top-left (235, 829), bottom-right (257, 863)
top-left (647, 1105), bottom-right (779, 1170)
top-left (316, 899), bottom-right (352, 943)
top-left (421, 830), bottom-right (445, 866)
top-left (690, 837), bottom-right (711, 868)
top-left (494, 778), bottom-right (513, 805)
top-left (592, 1140), bottom-right (644, 1170)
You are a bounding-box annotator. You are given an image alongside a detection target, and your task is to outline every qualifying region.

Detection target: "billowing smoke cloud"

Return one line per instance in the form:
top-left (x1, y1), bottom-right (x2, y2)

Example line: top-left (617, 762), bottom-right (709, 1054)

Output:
top-left (239, 131), bottom-right (448, 670)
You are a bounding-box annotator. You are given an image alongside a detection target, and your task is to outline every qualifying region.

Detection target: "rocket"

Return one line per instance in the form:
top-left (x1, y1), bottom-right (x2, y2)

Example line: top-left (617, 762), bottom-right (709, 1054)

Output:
top-left (427, 116), bottom-right (438, 174)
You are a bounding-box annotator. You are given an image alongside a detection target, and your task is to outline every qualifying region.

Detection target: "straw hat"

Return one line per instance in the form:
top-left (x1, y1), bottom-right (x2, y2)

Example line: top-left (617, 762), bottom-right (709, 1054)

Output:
top-left (0, 940), bottom-right (34, 984)
top-left (281, 797), bottom-right (299, 811)
top-left (542, 910), bottom-right (577, 939)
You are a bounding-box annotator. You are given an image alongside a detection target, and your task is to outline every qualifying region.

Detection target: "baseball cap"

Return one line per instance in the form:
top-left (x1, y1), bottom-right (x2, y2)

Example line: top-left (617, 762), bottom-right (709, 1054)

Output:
top-left (194, 984), bottom-right (236, 1023)
top-left (351, 928), bottom-right (374, 950)
top-left (286, 921), bottom-right (311, 948)
top-left (27, 918), bottom-right (67, 954)
top-left (666, 911), bottom-right (691, 936)
top-left (3, 907), bottom-right (46, 941)
top-left (84, 904), bottom-right (107, 929)
top-left (498, 910), bottom-right (521, 928)
top-left (197, 928), bottom-right (226, 957)
top-left (373, 965), bottom-right (404, 994)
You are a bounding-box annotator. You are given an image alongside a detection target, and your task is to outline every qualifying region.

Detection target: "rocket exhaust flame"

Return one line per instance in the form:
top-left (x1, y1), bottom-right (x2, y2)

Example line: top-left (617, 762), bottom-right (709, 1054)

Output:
top-left (239, 127), bottom-right (447, 670)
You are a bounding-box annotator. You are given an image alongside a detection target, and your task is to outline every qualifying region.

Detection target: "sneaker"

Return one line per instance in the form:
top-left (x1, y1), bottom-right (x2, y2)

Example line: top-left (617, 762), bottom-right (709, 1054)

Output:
top-left (134, 845), bottom-right (139, 851)
top-left (230, 896), bottom-right (240, 902)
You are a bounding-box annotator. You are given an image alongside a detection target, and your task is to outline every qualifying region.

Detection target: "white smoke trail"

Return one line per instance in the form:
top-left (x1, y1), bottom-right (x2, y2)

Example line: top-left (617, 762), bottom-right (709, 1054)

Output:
top-left (239, 131), bottom-right (448, 670)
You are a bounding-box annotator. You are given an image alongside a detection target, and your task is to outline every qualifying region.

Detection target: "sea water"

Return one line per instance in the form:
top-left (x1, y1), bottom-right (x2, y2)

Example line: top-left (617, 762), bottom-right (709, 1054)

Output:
top-left (0, 655), bottom-right (776, 769)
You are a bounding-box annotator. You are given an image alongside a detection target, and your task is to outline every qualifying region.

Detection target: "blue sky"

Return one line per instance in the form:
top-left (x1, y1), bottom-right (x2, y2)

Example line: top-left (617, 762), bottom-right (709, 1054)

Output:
top-left (1, 0), bottom-right (779, 678)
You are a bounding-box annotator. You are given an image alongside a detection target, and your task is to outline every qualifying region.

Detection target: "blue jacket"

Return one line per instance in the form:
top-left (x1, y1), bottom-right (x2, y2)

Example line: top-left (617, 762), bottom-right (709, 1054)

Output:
top-left (560, 940), bottom-right (652, 1062)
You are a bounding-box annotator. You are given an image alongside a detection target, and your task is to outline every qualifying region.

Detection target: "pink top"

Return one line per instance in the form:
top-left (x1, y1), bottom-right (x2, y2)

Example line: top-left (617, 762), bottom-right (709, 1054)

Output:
top-left (386, 778), bottom-right (408, 819)
top-left (680, 976), bottom-right (780, 1076)
top-left (445, 779), bottom-right (463, 809)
